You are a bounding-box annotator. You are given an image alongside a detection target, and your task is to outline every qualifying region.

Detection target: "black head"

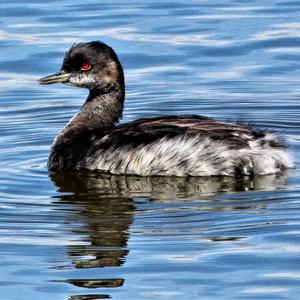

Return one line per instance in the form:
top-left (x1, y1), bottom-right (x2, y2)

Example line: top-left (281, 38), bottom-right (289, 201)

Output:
top-left (39, 41), bottom-right (124, 91)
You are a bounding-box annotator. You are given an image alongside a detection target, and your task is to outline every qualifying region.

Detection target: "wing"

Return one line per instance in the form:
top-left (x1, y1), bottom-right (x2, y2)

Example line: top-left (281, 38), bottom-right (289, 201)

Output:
top-left (100, 115), bottom-right (266, 150)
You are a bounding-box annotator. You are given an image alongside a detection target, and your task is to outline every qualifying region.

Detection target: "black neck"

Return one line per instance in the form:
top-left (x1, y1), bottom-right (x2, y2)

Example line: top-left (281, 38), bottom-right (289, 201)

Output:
top-left (85, 83), bottom-right (125, 126)
top-left (53, 83), bottom-right (124, 147)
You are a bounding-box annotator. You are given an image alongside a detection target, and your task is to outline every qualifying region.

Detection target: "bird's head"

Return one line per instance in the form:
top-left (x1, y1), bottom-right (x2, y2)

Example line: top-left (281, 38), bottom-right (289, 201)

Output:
top-left (39, 41), bottom-right (124, 91)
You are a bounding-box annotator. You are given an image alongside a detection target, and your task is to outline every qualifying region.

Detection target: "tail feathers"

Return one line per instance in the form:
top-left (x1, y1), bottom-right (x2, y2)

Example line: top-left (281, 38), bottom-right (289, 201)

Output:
top-left (234, 136), bottom-right (294, 177)
top-left (251, 132), bottom-right (288, 149)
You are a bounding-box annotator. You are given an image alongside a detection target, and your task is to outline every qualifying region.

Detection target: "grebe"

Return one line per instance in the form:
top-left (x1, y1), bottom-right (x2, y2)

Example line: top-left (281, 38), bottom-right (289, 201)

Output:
top-left (39, 41), bottom-right (294, 177)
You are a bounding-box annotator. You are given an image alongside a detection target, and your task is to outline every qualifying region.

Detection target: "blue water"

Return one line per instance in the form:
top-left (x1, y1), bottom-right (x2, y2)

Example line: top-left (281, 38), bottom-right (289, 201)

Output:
top-left (1, 1), bottom-right (300, 299)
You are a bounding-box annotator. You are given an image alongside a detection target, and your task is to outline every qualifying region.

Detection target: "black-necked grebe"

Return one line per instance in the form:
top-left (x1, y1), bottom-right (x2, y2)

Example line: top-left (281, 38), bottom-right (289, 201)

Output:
top-left (39, 41), bottom-right (294, 177)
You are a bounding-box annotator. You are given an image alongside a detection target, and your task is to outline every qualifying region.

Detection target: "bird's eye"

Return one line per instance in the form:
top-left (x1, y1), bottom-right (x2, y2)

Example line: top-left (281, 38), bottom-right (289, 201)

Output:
top-left (81, 63), bottom-right (92, 71)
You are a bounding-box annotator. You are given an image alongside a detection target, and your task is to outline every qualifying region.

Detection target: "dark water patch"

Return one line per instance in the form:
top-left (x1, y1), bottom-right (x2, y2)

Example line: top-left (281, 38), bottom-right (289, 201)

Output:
top-left (40, 14), bottom-right (139, 24)
top-left (120, 53), bottom-right (186, 69)
top-left (143, 2), bottom-right (202, 10)
top-left (69, 294), bottom-right (110, 300)
top-left (273, 54), bottom-right (300, 61)
top-left (254, 64), bottom-right (300, 75)
top-left (0, 57), bottom-right (55, 74)
top-left (192, 37), bottom-right (300, 58)
top-left (55, 278), bottom-right (124, 289)
top-left (0, 0), bottom-right (60, 3)
top-left (254, 7), bottom-right (300, 14)
top-left (0, 7), bottom-right (46, 17)
top-left (277, 1), bottom-right (300, 6)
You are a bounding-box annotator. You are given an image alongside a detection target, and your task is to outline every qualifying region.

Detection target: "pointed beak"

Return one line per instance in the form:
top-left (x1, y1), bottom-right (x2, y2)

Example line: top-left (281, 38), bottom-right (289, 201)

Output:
top-left (38, 72), bottom-right (71, 85)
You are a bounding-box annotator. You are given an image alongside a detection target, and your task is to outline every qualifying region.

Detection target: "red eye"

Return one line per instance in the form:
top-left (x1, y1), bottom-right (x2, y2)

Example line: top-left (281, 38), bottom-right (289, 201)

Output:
top-left (81, 63), bottom-right (91, 71)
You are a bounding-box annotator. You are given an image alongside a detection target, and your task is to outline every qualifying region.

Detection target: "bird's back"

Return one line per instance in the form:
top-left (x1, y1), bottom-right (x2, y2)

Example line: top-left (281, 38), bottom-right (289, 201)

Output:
top-left (48, 115), bottom-right (294, 177)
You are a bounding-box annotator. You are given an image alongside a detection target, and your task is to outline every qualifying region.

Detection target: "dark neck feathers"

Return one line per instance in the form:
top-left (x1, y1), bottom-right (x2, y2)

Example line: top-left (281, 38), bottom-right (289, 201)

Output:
top-left (52, 83), bottom-right (124, 148)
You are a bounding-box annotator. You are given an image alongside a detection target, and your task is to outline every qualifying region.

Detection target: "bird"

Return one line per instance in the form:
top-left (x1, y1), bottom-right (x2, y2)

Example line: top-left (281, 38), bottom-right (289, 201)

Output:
top-left (39, 41), bottom-right (294, 177)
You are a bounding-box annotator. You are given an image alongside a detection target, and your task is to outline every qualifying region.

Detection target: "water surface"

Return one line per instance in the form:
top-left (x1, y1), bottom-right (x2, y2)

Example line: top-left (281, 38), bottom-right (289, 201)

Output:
top-left (1, 0), bottom-right (300, 299)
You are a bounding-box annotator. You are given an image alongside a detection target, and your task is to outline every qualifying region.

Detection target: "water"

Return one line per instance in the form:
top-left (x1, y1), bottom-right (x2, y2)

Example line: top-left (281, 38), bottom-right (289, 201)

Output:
top-left (1, 0), bottom-right (300, 299)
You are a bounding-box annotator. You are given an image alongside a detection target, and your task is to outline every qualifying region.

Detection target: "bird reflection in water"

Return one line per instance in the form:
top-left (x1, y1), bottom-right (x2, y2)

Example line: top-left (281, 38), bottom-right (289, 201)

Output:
top-left (50, 171), bottom-right (291, 299)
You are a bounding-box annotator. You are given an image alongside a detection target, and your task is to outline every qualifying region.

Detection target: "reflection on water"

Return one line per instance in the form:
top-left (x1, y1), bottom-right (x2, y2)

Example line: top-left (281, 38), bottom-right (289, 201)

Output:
top-left (69, 294), bottom-right (110, 300)
top-left (52, 173), bottom-right (133, 269)
top-left (49, 171), bottom-right (292, 299)
top-left (51, 170), bottom-right (292, 199)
